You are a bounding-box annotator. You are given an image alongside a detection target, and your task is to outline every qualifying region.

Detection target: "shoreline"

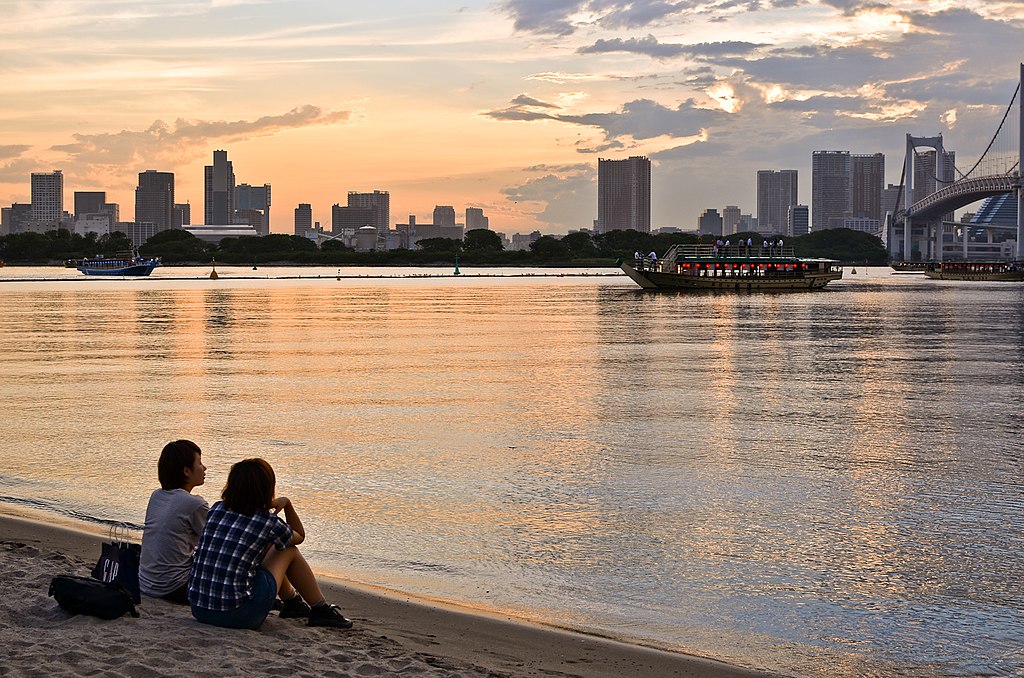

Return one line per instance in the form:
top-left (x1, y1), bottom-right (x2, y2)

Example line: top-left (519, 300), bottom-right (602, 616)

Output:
top-left (0, 509), bottom-right (773, 677)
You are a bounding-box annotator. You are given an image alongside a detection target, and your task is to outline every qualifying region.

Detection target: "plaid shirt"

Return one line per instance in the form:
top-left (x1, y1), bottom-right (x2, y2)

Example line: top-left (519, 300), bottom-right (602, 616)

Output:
top-left (188, 501), bottom-right (292, 611)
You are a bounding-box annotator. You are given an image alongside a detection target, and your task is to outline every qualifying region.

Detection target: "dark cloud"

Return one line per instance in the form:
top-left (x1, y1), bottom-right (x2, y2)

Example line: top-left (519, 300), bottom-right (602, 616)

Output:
top-left (510, 94), bottom-right (560, 108)
top-left (579, 34), bottom-right (764, 59)
top-left (485, 96), bottom-right (720, 147)
top-left (504, 0), bottom-right (811, 34)
top-left (51, 105), bottom-right (350, 166)
top-left (0, 145), bottom-right (31, 160)
top-left (502, 165), bottom-right (596, 227)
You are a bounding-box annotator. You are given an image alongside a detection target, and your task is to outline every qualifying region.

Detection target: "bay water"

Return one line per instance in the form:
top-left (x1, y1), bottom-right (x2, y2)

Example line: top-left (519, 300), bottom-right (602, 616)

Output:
top-left (0, 266), bottom-right (1021, 676)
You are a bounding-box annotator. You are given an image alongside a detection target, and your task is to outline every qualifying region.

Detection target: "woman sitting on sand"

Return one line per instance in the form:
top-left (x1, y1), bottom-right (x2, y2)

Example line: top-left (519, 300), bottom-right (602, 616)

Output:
top-left (139, 440), bottom-right (210, 604)
top-left (188, 457), bottom-right (353, 629)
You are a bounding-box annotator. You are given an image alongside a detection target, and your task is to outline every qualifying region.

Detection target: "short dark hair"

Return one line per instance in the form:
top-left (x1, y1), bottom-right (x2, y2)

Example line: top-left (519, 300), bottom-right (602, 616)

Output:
top-left (158, 440), bottom-right (201, 490)
top-left (221, 458), bottom-right (276, 516)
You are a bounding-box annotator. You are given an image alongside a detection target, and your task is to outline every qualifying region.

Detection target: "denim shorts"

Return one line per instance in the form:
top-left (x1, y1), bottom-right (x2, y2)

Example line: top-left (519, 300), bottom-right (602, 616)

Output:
top-left (191, 567), bottom-right (277, 630)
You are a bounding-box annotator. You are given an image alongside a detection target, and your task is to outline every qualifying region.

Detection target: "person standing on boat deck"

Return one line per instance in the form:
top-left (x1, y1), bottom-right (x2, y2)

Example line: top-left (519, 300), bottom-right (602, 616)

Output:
top-left (778, 238), bottom-right (784, 252)
top-left (746, 238), bottom-right (752, 254)
top-left (139, 440), bottom-right (209, 604)
top-left (762, 239), bottom-right (769, 254)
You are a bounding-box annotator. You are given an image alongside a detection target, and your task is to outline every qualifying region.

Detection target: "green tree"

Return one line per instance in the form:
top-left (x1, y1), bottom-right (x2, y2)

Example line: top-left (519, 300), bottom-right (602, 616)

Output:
top-left (792, 228), bottom-right (887, 264)
top-left (529, 235), bottom-right (569, 260)
top-left (415, 237), bottom-right (461, 253)
top-left (463, 229), bottom-right (503, 251)
top-left (140, 229), bottom-right (213, 262)
top-left (560, 231), bottom-right (598, 258)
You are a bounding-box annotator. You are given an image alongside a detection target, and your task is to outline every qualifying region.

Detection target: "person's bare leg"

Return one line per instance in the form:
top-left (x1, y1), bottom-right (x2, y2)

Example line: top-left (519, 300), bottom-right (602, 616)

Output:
top-left (262, 546), bottom-right (325, 606)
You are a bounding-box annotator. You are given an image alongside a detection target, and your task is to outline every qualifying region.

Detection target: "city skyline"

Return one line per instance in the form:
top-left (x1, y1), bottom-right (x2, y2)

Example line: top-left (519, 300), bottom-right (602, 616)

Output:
top-left (1, 1), bottom-right (1021, 235)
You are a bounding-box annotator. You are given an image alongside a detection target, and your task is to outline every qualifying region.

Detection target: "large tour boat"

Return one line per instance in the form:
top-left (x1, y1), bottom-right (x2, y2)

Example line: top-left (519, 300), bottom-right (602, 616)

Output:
top-left (74, 253), bottom-right (160, 276)
top-left (619, 244), bottom-right (843, 291)
top-left (923, 261), bottom-right (1024, 281)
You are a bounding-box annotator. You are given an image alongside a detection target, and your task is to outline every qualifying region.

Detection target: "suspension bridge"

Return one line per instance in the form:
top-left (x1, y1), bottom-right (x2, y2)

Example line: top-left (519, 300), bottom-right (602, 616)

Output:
top-left (893, 63), bottom-right (1022, 261)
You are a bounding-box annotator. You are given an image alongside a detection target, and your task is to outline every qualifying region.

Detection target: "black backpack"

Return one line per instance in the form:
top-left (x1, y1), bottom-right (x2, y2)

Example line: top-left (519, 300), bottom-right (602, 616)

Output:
top-left (49, 575), bottom-right (140, 620)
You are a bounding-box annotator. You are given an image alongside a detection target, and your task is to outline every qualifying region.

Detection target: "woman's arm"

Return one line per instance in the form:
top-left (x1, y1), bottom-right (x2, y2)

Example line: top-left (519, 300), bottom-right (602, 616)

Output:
top-left (270, 496), bottom-right (306, 545)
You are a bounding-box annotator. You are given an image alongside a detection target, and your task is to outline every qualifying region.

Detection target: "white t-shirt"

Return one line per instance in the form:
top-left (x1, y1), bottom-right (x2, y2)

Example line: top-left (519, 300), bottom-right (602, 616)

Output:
top-left (139, 488), bottom-right (209, 597)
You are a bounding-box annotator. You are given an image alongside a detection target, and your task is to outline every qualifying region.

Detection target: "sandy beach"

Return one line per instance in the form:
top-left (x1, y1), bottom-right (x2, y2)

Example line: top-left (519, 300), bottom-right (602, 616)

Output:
top-left (0, 512), bottom-right (771, 678)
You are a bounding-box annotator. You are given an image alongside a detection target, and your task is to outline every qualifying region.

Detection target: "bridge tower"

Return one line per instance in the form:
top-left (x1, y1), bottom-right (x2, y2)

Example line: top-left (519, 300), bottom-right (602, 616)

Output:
top-left (904, 134), bottom-right (945, 261)
top-left (1018, 62), bottom-right (1023, 259)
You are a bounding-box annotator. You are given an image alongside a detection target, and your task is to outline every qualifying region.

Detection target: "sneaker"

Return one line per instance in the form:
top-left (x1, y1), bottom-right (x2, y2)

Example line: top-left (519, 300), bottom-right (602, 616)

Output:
top-left (279, 595), bottom-right (311, 619)
top-left (307, 604), bottom-right (353, 629)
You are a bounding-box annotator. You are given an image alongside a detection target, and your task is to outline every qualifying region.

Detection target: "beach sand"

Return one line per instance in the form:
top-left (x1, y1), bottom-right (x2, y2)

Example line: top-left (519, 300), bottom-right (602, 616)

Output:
top-left (0, 512), bottom-right (772, 677)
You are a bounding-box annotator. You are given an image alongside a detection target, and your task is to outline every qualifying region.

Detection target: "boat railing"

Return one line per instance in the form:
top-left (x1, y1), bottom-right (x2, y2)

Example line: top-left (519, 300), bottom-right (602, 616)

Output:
top-left (663, 244), bottom-right (795, 260)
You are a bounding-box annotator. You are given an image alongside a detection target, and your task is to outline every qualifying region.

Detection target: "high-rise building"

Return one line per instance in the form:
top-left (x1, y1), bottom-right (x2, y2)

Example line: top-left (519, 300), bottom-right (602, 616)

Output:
top-left (204, 150), bottom-right (235, 225)
top-left (912, 149), bottom-right (956, 222)
top-left (332, 205), bottom-right (376, 232)
top-left (135, 170), bottom-right (175, 231)
top-left (722, 206), bottom-right (741, 235)
top-left (788, 204), bottom-right (810, 236)
top-left (597, 156), bottom-right (650, 235)
top-left (812, 151), bottom-right (852, 232)
top-left (235, 183), bottom-right (272, 235)
top-left (31, 170), bottom-right (63, 223)
top-left (466, 207), bottom-right (489, 231)
top-left (881, 184), bottom-right (902, 222)
top-left (74, 192), bottom-right (105, 219)
top-left (348, 191), bottom-right (390, 233)
top-left (173, 203), bottom-right (191, 228)
top-left (756, 169), bottom-right (798, 234)
top-left (698, 208), bottom-right (723, 236)
top-left (294, 204), bottom-right (312, 236)
top-left (852, 153), bottom-right (885, 221)
top-left (433, 205), bottom-right (456, 228)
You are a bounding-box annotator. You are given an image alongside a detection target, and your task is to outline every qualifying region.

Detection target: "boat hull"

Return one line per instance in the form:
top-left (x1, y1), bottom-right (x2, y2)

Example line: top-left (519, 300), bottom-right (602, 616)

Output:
top-left (77, 261), bottom-right (159, 276)
top-left (620, 263), bottom-right (842, 291)
top-left (924, 269), bottom-right (1024, 281)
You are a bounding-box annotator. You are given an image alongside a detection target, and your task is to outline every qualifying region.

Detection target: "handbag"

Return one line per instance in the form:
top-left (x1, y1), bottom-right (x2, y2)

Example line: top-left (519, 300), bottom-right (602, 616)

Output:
top-left (91, 523), bottom-right (142, 604)
top-left (49, 575), bottom-right (139, 620)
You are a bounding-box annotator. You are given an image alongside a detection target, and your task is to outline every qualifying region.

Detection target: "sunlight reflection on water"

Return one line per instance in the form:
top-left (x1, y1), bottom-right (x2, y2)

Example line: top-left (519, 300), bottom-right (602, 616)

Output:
top-left (1, 268), bottom-right (1022, 676)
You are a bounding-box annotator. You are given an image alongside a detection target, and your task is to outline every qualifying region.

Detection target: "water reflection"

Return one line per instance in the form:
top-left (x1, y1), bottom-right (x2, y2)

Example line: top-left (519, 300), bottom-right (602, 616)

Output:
top-left (0, 273), bottom-right (1021, 676)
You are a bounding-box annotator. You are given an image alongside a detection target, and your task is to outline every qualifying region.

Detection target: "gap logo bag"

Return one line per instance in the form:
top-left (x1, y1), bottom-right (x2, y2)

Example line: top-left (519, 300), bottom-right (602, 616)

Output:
top-left (49, 575), bottom-right (139, 620)
top-left (91, 523), bottom-right (142, 604)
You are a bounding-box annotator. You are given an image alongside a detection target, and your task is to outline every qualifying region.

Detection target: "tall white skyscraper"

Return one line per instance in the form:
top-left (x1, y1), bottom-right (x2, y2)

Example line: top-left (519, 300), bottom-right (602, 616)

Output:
top-left (597, 156), bottom-right (650, 235)
top-left (756, 169), bottom-right (798, 234)
top-left (812, 150), bottom-right (852, 231)
top-left (31, 170), bottom-right (63, 223)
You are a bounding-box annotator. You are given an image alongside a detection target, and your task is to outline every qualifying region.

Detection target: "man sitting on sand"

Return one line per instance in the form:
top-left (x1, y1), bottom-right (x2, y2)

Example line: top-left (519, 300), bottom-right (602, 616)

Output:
top-left (139, 440), bottom-right (210, 604)
top-left (188, 457), bottom-right (353, 629)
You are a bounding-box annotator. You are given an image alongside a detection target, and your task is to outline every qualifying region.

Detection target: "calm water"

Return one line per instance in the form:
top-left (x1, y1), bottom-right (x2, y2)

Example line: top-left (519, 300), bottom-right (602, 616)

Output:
top-left (1, 266), bottom-right (1022, 677)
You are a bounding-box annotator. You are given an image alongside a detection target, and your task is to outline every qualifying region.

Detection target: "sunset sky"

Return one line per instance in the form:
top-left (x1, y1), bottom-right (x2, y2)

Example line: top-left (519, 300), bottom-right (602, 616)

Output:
top-left (1, 1), bottom-right (1021, 236)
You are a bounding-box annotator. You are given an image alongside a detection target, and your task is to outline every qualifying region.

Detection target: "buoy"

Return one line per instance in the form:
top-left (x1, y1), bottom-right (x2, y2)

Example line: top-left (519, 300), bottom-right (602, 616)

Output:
top-left (453, 255), bottom-right (461, 276)
top-left (210, 259), bottom-right (219, 280)
top-left (336, 268), bottom-right (341, 281)
top-left (851, 267), bottom-right (857, 274)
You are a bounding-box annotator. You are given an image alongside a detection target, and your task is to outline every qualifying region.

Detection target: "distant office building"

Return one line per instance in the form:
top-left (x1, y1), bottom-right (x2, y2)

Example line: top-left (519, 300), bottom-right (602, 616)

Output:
top-left (829, 216), bottom-right (882, 235)
top-left (114, 221), bottom-right (162, 248)
top-left (204, 150), bottom-right (235, 225)
top-left (597, 156), bottom-right (651, 235)
top-left (722, 206), bottom-right (741, 235)
top-left (348, 191), bottom-right (390, 233)
top-left (738, 214), bottom-right (757, 232)
top-left (2, 203), bottom-right (32, 235)
top-left (173, 203), bottom-right (191, 228)
top-left (74, 192), bottom-right (105, 219)
top-left (31, 170), bottom-right (63, 223)
top-left (433, 205), bottom-right (456, 228)
top-left (235, 183), bottom-right (271, 235)
top-left (510, 231), bottom-right (543, 251)
top-left (788, 204), bottom-right (810, 236)
top-left (332, 204), bottom-right (376, 232)
top-left (698, 208), bottom-right (723, 236)
top-left (852, 153), bottom-right (885, 221)
top-left (466, 207), bottom-right (489, 231)
top-left (185, 224), bottom-right (259, 244)
top-left (135, 170), bottom-right (175, 231)
top-left (294, 203), bottom-right (312, 236)
top-left (756, 169), bottom-right (798, 233)
top-left (812, 151), bottom-right (852, 232)
top-left (912, 149), bottom-right (956, 222)
top-left (881, 183), bottom-right (902, 221)
top-left (74, 215), bottom-right (111, 238)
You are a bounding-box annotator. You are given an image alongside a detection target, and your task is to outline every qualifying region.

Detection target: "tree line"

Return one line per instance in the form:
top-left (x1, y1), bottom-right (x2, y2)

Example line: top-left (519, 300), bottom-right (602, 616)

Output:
top-left (0, 226), bottom-right (889, 266)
